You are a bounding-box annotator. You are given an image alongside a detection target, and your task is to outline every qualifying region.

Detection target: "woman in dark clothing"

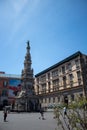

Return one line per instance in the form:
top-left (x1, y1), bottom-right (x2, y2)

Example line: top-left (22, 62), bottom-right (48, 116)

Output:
top-left (3, 107), bottom-right (7, 122)
top-left (39, 108), bottom-right (45, 120)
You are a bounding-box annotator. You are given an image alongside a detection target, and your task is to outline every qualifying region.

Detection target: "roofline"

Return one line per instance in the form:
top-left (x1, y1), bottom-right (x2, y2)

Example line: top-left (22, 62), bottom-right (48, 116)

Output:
top-left (35, 51), bottom-right (82, 77)
top-left (0, 73), bottom-right (21, 79)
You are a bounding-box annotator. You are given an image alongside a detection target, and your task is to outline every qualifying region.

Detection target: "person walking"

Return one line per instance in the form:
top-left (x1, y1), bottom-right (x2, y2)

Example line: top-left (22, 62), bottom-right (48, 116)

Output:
top-left (63, 106), bottom-right (67, 118)
top-left (39, 107), bottom-right (45, 120)
top-left (3, 107), bottom-right (8, 122)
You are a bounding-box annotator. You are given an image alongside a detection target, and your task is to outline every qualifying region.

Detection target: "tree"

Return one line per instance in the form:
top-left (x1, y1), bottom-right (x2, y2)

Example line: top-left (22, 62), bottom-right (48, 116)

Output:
top-left (54, 97), bottom-right (87, 130)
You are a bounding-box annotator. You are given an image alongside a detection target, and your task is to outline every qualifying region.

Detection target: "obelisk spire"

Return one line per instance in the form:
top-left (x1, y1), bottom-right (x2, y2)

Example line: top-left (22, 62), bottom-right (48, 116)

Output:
top-left (21, 41), bottom-right (34, 91)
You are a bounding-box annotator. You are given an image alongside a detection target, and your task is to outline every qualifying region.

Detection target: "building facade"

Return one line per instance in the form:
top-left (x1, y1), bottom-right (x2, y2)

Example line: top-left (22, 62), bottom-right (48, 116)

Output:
top-left (35, 51), bottom-right (87, 108)
top-left (0, 71), bottom-right (21, 109)
top-left (1, 43), bottom-right (87, 111)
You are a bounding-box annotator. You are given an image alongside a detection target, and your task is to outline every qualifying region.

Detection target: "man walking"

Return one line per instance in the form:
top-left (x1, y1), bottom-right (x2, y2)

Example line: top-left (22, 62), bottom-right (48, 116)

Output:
top-left (63, 106), bottom-right (67, 118)
top-left (3, 107), bottom-right (8, 122)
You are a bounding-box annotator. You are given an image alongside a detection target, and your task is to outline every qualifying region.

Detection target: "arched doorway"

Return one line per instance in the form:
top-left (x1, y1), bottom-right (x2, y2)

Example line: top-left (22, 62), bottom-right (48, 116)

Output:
top-left (64, 96), bottom-right (68, 105)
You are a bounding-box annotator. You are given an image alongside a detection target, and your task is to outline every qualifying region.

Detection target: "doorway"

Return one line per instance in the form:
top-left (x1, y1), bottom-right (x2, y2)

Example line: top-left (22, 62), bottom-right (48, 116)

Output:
top-left (64, 96), bottom-right (68, 105)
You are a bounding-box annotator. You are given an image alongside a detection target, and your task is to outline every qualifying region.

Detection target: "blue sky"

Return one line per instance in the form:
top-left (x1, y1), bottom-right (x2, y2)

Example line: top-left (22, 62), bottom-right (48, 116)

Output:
top-left (0, 0), bottom-right (87, 75)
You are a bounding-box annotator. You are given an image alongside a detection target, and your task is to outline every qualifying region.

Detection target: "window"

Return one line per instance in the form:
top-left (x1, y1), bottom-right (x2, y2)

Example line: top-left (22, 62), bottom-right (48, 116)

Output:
top-left (62, 66), bottom-right (65, 74)
top-left (53, 97), bottom-right (55, 103)
top-left (52, 69), bottom-right (58, 77)
top-left (53, 79), bottom-right (59, 86)
top-left (63, 76), bottom-right (66, 88)
top-left (45, 98), bottom-right (47, 103)
top-left (69, 74), bottom-right (73, 81)
top-left (59, 68), bottom-right (61, 75)
top-left (42, 84), bottom-right (46, 93)
top-left (77, 71), bottom-right (81, 79)
top-left (49, 97), bottom-right (50, 103)
top-left (67, 63), bottom-right (72, 71)
top-left (69, 74), bottom-right (73, 87)
top-left (48, 73), bottom-right (50, 80)
top-left (48, 82), bottom-right (50, 92)
top-left (41, 75), bottom-right (46, 82)
top-left (75, 59), bottom-right (80, 69)
top-left (52, 79), bottom-right (59, 91)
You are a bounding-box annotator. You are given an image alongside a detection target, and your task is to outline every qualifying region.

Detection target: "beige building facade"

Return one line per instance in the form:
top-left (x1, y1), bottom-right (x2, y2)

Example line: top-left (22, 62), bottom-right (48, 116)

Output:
top-left (35, 51), bottom-right (87, 108)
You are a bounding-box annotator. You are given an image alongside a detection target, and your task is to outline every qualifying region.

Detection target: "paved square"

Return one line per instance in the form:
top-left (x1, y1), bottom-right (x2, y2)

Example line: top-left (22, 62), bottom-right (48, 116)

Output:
top-left (0, 111), bottom-right (57, 130)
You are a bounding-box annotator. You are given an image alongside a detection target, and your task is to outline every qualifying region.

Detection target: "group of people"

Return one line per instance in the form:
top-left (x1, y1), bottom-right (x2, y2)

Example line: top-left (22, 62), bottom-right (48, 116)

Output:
top-left (3, 106), bottom-right (45, 122)
top-left (3, 106), bottom-right (45, 121)
top-left (2, 106), bottom-right (67, 122)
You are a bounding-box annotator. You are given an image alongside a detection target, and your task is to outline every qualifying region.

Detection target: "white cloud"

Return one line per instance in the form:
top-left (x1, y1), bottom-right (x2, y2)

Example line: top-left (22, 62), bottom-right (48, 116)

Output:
top-left (3, 0), bottom-right (40, 44)
top-left (11, 0), bottom-right (28, 17)
top-left (10, 0), bottom-right (41, 18)
top-left (0, 0), bottom-right (42, 47)
top-left (11, 0), bottom-right (41, 27)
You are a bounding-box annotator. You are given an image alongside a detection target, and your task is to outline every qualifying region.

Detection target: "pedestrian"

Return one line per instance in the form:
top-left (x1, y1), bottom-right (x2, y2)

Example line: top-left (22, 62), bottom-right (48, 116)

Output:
top-left (3, 107), bottom-right (8, 122)
top-left (63, 106), bottom-right (67, 118)
top-left (39, 107), bottom-right (45, 120)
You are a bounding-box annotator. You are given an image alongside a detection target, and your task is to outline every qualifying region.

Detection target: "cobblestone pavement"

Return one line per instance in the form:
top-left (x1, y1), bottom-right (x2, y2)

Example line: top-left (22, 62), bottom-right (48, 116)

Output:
top-left (0, 111), bottom-right (58, 130)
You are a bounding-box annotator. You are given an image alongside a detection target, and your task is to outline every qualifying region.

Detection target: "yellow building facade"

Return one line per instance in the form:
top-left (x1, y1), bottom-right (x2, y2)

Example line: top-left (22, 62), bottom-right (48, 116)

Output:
top-left (35, 51), bottom-right (87, 108)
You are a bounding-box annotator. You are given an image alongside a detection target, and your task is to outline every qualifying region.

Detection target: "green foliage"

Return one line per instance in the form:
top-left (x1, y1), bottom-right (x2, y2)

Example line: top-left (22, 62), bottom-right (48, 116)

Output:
top-left (69, 97), bottom-right (87, 110)
top-left (54, 97), bottom-right (87, 130)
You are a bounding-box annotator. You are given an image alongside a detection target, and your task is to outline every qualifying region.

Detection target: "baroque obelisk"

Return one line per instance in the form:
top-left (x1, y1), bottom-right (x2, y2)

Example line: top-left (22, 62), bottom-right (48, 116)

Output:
top-left (21, 41), bottom-right (34, 95)
top-left (15, 41), bottom-right (39, 112)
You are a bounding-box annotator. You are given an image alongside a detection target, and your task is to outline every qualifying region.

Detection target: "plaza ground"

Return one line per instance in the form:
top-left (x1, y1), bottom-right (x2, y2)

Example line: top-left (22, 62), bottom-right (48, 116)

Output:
top-left (0, 111), bottom-right (58, 130)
